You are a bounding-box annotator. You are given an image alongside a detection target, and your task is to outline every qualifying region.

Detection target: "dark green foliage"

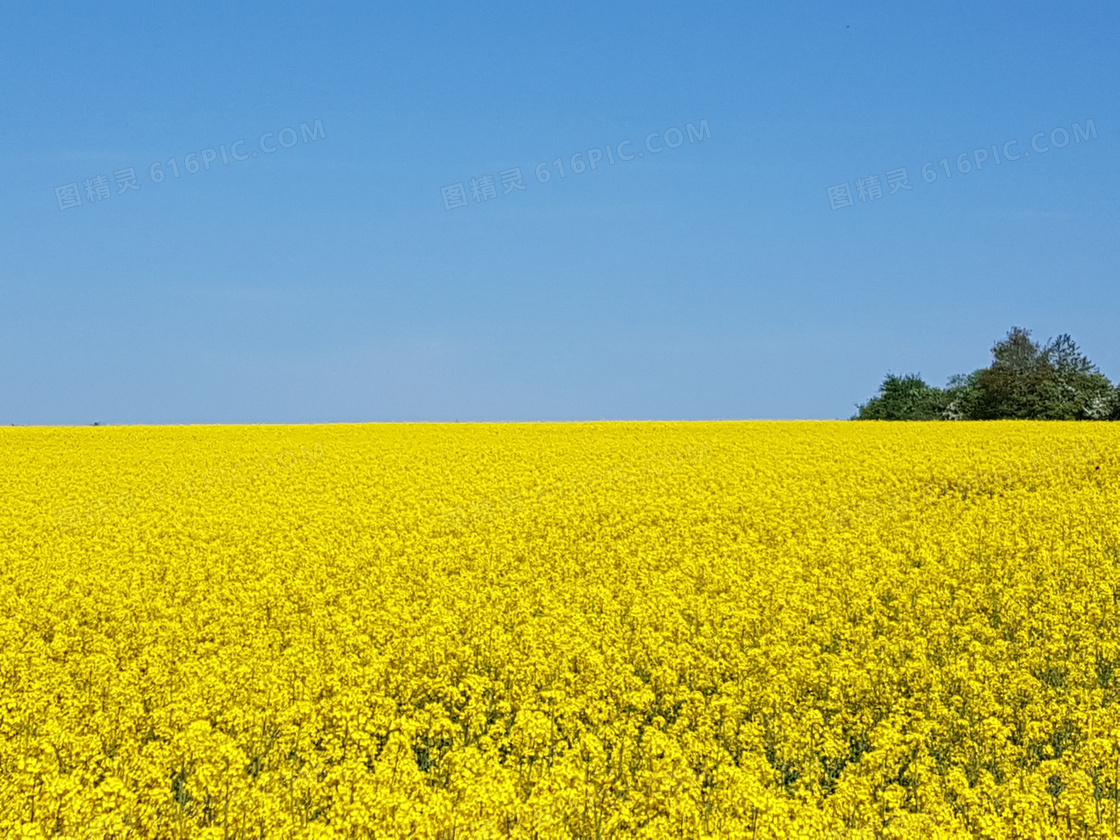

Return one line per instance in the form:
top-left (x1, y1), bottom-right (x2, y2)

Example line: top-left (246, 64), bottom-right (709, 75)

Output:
top-left (973, 329), bottom-right (1115, 420)
top-left (854, 374), bottom-right (950, 420)
top-left (855, 327), bottom-right (1117, 421)
top-left (942, 370), bottom-right (983, 421)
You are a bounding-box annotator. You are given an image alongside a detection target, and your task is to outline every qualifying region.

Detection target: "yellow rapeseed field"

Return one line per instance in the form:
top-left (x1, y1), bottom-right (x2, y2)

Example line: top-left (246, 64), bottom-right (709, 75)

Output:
top-left (2, 421), bottom-right (1120, 839)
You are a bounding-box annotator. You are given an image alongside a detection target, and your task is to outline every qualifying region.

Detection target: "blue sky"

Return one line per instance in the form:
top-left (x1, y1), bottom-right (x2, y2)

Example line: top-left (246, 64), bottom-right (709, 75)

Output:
top-left (2, 1), bottom-right (1116, 423)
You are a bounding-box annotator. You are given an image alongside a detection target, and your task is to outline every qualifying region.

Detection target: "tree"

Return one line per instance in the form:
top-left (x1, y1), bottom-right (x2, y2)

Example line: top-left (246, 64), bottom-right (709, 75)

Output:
top-left (971, 327), bottom-right (1049, 419)
top-left (942, 370), bottom-right (983, 420)
top-left (853, 327), bottom-right (1117, 420)
top-left (1043, 333), bottom-right (1115, 419)
top-left (973, 328), bottom-right (1114, 419)
top-left (854, 374), bottom-right (950, 420)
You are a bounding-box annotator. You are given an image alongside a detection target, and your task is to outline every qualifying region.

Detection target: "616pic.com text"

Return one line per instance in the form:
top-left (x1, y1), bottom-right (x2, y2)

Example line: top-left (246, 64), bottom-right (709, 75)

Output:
top-left (441, 119), bottom-right (711, 210)
top-left (826, 118), bottom-right (1098, 211)
top-left (54, 119), bottom-right (326, 211)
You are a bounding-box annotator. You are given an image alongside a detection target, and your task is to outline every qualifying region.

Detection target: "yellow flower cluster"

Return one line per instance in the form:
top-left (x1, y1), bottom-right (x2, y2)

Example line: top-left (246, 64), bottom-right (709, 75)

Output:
top-left (2, 421), bottom-right (1119, 838)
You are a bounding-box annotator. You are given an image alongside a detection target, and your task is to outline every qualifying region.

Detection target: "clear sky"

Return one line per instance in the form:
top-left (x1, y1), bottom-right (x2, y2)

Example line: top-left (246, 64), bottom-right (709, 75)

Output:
top-left (2, 1), bottom-right (1116, 424)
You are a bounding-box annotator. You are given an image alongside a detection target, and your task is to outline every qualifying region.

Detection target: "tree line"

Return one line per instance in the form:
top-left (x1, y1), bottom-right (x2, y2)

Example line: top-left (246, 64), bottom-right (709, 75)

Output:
top-left (854, 327), bottom-right (1119, 420)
